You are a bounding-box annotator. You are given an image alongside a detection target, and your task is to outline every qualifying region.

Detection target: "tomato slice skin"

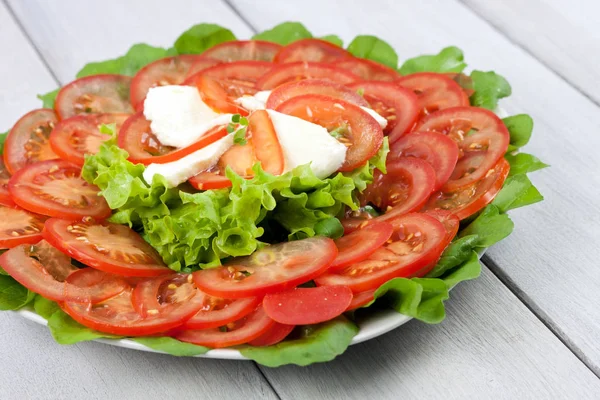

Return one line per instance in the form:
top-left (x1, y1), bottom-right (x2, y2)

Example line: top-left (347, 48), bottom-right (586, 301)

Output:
top-left (8, 160), bottom-right (111, 219)
top-left (274, 38), bottom-right (352, 63)
top-left (55, 74), bottom-right (134, 119)
top-left (65, 267), bottom-right (130, 303)
top-left (175, 306), bottom-right (276, 348)
top-left (183, 294), bottom-right (261, 330)
top-left (248, 322), bottom-right (295, 346)
top-left (262, 285), bottom-right (353, 325)
top-left (0, 205), bottom-right (46, 248)
top-left (346, 289), bottom-right (376, 311)
top-left (42, 218), bottom-right (171, 277)
top-left (0, 159), bottom-right (15, 207)
top-left (50, 113), bottom-right (130, 166)
top-left (201, 40), bottom-right (282, 62)
top-left (389, 131), bottom-right (459, 190)
top-left (193, 237), bottom-right (338, 299)
top-left (4, 109), bottom-right (59, 175)
top-left (265, 79), bottom-right (370, 110)
top-left (330, 222), bottom-right (394, 271)
top-left (249, 109), bottom-right (284, 175)
top-left (188, 172), bottom-right (234, 190)
top-left (193, 75), bottom-right (250, 115)
top-left (335, 58), bottom-right (400, 81)
top-left (275, 94), bottom-right (384, 171)
top-left (346, 81), bottom-right (420, 143)
top-left (256, 62), bottom-right (360, 90)
top-left (195, 61), bottom-right (274, 85)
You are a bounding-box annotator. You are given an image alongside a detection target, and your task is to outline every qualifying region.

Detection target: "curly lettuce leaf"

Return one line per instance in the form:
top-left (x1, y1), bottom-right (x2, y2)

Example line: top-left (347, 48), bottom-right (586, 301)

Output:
top-left (174, 23), bottom-right (236, 54)
top-left (399, 46), bottom-right (466, 75)
top-left (460, 205), bottom-right (514, 247)
top-left (252, 22), bottom-right (312, 45)
top-left (37, 88), bottom-right (60, 108)
top-left (347, 35), bottom-right (398, 69)
top-left (470, 70), bottom-right (511, 110)
top-left (0, 275), bottom-right (35, 310)
top-left (503, 114), bottom-right (534, 152)
top-left (132, 337), bottom-right (209, 356)
top-left (492, 174), bottom-right (544, 212)
top-left (48, 310), bottom-right (122, 344)
top-left (33, 295), bottom-right (60, 320)
top-left (505, 153), bottom-right (549, 176)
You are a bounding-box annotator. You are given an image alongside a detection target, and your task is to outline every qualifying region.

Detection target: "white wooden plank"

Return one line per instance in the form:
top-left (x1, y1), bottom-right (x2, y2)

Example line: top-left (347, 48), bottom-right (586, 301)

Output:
top-left (6, 0), bottom-right (255, 84)
top-left (257, 268), bottom-right (600, 399)
top-left (230, 0), bottom-right (600, 374)
top-left (462, 0), bottom-right (600, 104)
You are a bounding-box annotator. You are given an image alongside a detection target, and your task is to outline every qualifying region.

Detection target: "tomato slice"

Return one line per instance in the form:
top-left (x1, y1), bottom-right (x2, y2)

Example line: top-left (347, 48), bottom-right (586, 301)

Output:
top-left (424, 209), bottom-right (460, 244)
top-left (274, 39), bottom-right (351, 63)
top-left (193, 75), bottom-right (250, 115)
top-left (396, 72), bottom-right (470, 117)
top-left (65, 267), bottom-right (130, 303)
top-left (389, 131), bottom-right (459, 190)
top-left (346, 289), bottom-right (375, 311)
top-left (335, 58), bottom-right (399, 81)
top-left (423, 158), bottom-right (510, 220)
top-left (0, 159), bottom-right (15, 207)
top-left (193, 237), bottom-right (337, 298)
top-left (256, 62), bottom-right (360, 90)
top-left (201, 40), bottom-right (282, 62)
top-left (196, 61), bottom-right (273, 85)
top-left (130, 273), bottom-right (201, 318)
top-left (42, 218), bottom-right (171, 277)
top-left (315, 213), bottom-right (447, 292)
top-left (414, 107), bottom-right (510, 190)
top-left (175, 306), bottom-right (276, 348)
top-left (330, 222), bottom-right (394, 271)
top-left (0, 205), bottom-right (46, 248)
top-left (8, 160), bottom-right (110, 219)
top-left (184, 57), bottom-right (222, 79)
top-left (346, 81), bottom-right (419, 143)
top-left (55, 74), bottom-right (134, 119)
top-left (130, 55), bottom-right (204, 110)
top-left (117, 112), bottom-right (228, 165)
top-left (359, 157), bottom-right (436, 221)
top-left (249, 109), bottom-right (284, 175)
top-left (188, 171), bottom-right (234, 191)
top-left (248, 322), bottom-right (295, 346)
top-left (183, 294), bottom-right (261, 330)
top-left (265, 79), bottom-right (370, 110)
top-left (275, 95), bottom-right (383, 171)
top-left (4, 109), bottom-right (59, 175)
top-left (49, 113), bottom-right (130, 166)
top-left (262, 285), bottom-right (353, 325)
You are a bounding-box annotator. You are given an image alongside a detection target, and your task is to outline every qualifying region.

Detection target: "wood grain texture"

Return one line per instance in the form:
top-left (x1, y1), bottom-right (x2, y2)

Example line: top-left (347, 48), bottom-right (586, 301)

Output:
top-left (461, 0), bottom-right (600, 104)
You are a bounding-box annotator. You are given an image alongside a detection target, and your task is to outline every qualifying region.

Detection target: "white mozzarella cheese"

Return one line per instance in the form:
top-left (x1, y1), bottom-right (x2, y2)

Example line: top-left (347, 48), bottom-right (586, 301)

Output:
top-left (234, 90), bottom-right (272, 112)
top-left (360, 106), bottom-right (388, 129)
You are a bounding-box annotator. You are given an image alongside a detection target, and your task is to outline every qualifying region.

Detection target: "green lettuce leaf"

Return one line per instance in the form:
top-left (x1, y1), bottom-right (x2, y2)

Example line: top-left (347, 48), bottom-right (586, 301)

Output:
top-left (319, 34), bottom-right (343, 47)
top-left (470, 70), bottom-right (512, 110)
top-left (252, 22), bottom-right (312, 45)
top-left (399, 46), bottom-right (466, 75)
top-left (174, 23), bottom-right (236, 54)
top-left (427, 235), bottom-right (480, 278)
top-left (503, 114), bottom-right (534, 152)
top-left (132, 337), bottom-right (209, 356)
top-left (0, 131), bottom-right (8, 155)
top-left (492, 174), bottom-right (544, 212)
top-left (240, 316), bottom-right (358, 367)
top-left (0, 275), bottom-right (35, 310)
top-left (347, 35), bottom-right (398, 69)
top-left (37, 88), bottom-right (60, 108)
top-left (48, 310), bottom-right (122, 344)
top-left (505, 153), bottom-right (549, 176)
top-left (33, 295), bottom-right (60, 320)
top-left (460, 205), bottom-right (514, 247)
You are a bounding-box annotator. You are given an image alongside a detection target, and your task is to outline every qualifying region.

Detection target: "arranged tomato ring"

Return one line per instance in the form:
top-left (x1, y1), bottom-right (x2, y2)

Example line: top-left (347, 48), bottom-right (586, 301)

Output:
top-left (315, 213), bottom-right (447, 292)
top-left (193, 237), bottom-right (338, 298)
top-left (346, 289), bottom-right (376, 311)
top-left (0, 159), bottom-right (14, 207)
top-left (55, 74), bottom-right (134, 119)
top-left (423, 158), bottom-right (510, 220)
top-left (49, 113), bottom-right (130, 166)
top-left (248, 109), bottom-right (284, 175)
top-left (0, 205), bottom-right (46, 248)
top-left (43, 218), bottom-right (171, 277)
top-left (274, 38), bottom-right (351, 63)
top-left (65, 267), bottom-right (130, 303)
top-left (424, 209), bottom-right (460, 244)
top-left (262, 286), bottom-right (353, 325)
top-left (389, 131), bottom-right (459, 190)
top-left (195, 61), bottom-right (274, 85)
top-left (193, 75), bottom-right (251, 115)
top-left (175, 307), bottom-right (276, 348)
top-left (396, 72), bottom-right (470, 117)
top-left (346, 81), bottom-right (419, 143)
top-left (4, 109), bottom-right (59, 175)
top-left (131, 273), bottom-right (198, 317)
top-left (201, 40), bottom-right (282, 62)
top-left (415, 107), bottom-right (510, 189)
top-left (265, 79), bottom-right (370, 110)
top-left (183, 293), bottom-right (261, 330)
top-left (275, 95), bottom-right (384, 171)
top-left (188, 171), bottom-right (234, 190)
top-left (248, 322), bottom-right (295, 346)
top-left (256, 62), bottom-right (360, 90)
top-left (336, 58), bottom-right (399, 81)
top-left (184, 57), bottom-right (222, 79)
top-left (330, 222), bottom-right (394, 271)
top-left (8, 160), bottom-right (111, 219)
top-left (130, 54), bottom-right (204, 110)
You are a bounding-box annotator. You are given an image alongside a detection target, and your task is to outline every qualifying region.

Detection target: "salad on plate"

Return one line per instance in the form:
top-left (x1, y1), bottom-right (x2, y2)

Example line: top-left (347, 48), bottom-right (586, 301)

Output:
top-left (0, 22), bottom-right (547, 366)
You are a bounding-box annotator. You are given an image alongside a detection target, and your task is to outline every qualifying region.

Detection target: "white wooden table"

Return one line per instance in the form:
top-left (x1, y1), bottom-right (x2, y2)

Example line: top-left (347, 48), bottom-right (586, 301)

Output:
top-left (1, 0), bottom-right (599, 398)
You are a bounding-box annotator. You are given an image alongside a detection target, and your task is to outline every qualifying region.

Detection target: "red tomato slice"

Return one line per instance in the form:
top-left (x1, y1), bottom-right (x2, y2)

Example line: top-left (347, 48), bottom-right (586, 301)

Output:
top-left (49, 113), bottom-right (130, 166)
top-left (201, 40), bottom-right (282, 62)
top-left (193, 75), bottom-right (251, 115)
top-left (330, 222), bottom-right (394, 271)
top-left (130, 273), bottom-right (200, 318)
top-left (65, 267), bottom-right (130, 303)
top-left (0, 159), bottom-right (15, 207)
top-left (423, 158), bottom-right (510, 220)
top-left (346, 289), bottom-right (375, 311)
top-left (0, 205), bottom-right (46, 248)
top-left (396, 72), bottom-right (470, 117)
top-left (265, 79), bottom-right (370, 110)
top-left (389, 131), bottom-right (459, 190)
top-left (424, 209), bottom-right (460, 244)
top-left (183, 294), bottom-right (261, 330)
top-left (249, 109), bottom-right (284, 175)
top-left (275, 94), bottom-right (383, 171)
top-left (130, 55), bottom-right (205, 110)
top-left (414, 107), bottom-right (510, 190)
top-left (359, 157), bottom-right (436, 221)
top-left (274, 39), bottom-right (351, 63)
top-left (193, 237), bottom-right (338, 299)
top-left (262, 285), bottom-right (353, 325)
top-left (42, 218), bottom-right (171, 277)
top-left (8, 160), bottom-right (110, 219)
top-left (196, 61), bottom-right (273, 86)
top-left (446, 72), bottom-right (475, 97)
top-left (335, 58), bottom-right (399, 81)
top-left (175, 307), bottom-right (276, 348)
top-left (315, 213), bottom-right (447, 292)
top-left (248, 322), bottom-right (295, 346)
top-left (346, 81), bottom-right (419, 143)
top-left (256, 62), bottom-right (360, 90)
top-left (55, 74), bottom-right (134, 119)
top-left (117, 112), bottom-right (228, 165)
top-left (184, 57), bottom-right (222, 79)
top-left (188, 172), bottom-right (234, 191)
top-left (4, 109), bottom-right (59, 175)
